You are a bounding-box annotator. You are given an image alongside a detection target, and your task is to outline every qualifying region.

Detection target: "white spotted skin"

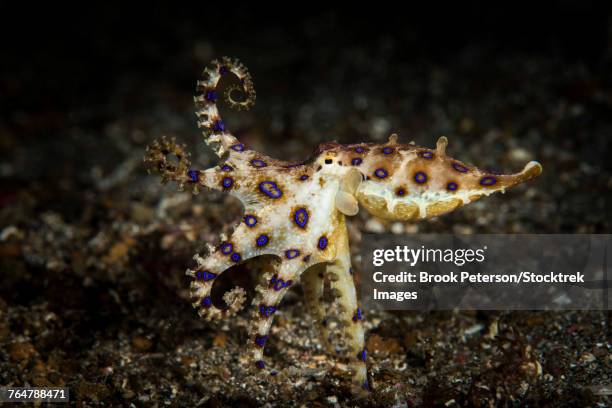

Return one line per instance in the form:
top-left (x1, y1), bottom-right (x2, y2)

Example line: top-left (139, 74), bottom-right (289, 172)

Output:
top-left (144, 57), bottom-right (543, 396)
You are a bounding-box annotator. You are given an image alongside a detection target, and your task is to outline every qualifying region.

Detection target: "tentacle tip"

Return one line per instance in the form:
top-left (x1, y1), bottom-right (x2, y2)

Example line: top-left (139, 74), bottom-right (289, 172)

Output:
top-left (351, 380), bottom-right (372, 397)
top-left (523, 160), bottom-right (543, 177)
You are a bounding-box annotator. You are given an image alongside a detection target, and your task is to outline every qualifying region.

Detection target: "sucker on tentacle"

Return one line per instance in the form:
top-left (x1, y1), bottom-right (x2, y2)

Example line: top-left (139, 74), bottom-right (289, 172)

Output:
top-left (144, 57), bottom-right (543, 396)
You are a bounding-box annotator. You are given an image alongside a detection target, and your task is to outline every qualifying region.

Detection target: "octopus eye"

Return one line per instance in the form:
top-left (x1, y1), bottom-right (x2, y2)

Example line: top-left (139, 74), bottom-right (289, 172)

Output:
top-left (452, 162), bottom-right (469, 173)
top-left (324, 159), bottom-right (333, 164)
top-left (374, 168), bottom-right (388, 179)
top-left (414, 172), bottom-right (428, 184)
top-left (419, 151), bottom-right (434, 159)
top-left (446, 181), bottom-right (458, 191)
top-left (479, 176), bottom-right (497, 186)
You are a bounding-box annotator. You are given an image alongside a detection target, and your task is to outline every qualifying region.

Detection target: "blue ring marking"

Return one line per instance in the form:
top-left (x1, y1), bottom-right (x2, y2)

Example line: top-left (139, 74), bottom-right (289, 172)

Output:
top-left (259, 305), bottom-right (277, 318)
top-left (255, 360), bottom-right (265, 369)
top-left (219, 65), bottom-right (229, 75)
top-left (212, 120), bottom-right (225, 132)
top-left (256, 234), bottom-right (269, 247)
top-left (396, 188), bottom-right (406, 196)
top-left (479, 176), bottom-right (497, 186)
top-left (250, 159), bottom-right (267, 168)
top-left (362, 380), bottom-right (370, 391)
top-left (317, 236), bottom-right (328, 250)
top-left (353, 308), bottom-right (363, 322)
top-left (355, 146), bottom-right (365, 153)
top-left (222, 177), bottom-right (233, 188)
top-left (230, 143), bottom-right (245, 152)
top-left (255, 335), bottom-right (268, 347)
top-left (244, 215), bottom-right (257, 227)
top-left (414, 171), bottom-right (428, 184)
top-left (205, 90), bottom-right (217, 102)
top-left (230, 253), bottom-right (241, 263)
top-left (349, 267), bottom-right (354, 274)
top-left (300, 175), bottom-right (309, 181)
top-left (452, 162), bottom-right (469, 173)
top-left (221, 164), bottom-right (233, 172)
top-left (201, 296), bottom-right (212, 307)
top-left (374, 168), bottom-right (388, 179)
top-left (220, 242), bottom-right (233, 255)
top-left (293, 208), bottom-right (309, 228)
top-left (272, 277), bottom-right (292, 291)
top-left (447, 181), bottom-right (458, 191)
top-left (187, 170), bottom-right (199, 182)
top-left (419, 151), bottom-right (434, 159)
top-left (382, 147), bottom-right (394, 154)
top-left (351, 158), bottom-right (363, 166)
top-left (259, 181), bottom-right (282, 199)
top-left (285, 249), bottom-right (300, 259)
top-left (196, 271), bottom-right (217, 281)
top-left (358, 348), bottom-right (367, 362)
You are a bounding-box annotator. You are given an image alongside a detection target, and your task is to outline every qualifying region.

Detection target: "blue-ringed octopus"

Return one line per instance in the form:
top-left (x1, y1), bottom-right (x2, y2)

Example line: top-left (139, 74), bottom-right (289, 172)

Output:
top-left (144, 56), bottom-right (542, 395)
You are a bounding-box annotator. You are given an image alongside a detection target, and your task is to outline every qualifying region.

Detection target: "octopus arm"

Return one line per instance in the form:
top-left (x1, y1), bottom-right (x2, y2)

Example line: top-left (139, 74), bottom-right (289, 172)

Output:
top-left (301, 264), bottom-right (334, 352)
top-left (187, 220), bottom-right (277, 321)
top-left (193, 57), bottom-right (256, 157)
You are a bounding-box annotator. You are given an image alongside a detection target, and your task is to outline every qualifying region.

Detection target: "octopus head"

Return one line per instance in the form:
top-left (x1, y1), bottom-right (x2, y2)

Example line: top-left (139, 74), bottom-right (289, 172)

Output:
top-left (354, 136), bottom-right (543, 220)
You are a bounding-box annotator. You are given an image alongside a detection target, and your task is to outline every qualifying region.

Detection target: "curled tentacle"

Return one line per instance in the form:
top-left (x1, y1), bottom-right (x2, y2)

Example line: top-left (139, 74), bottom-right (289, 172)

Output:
top-left (144, 136), bottom-right (196, 192)
top-left (194, 56), bottom-right (256, 157)
top-left (187, 251), bottom-right (248, 321)
top-left (187, 222), bottom-right (273, 321)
